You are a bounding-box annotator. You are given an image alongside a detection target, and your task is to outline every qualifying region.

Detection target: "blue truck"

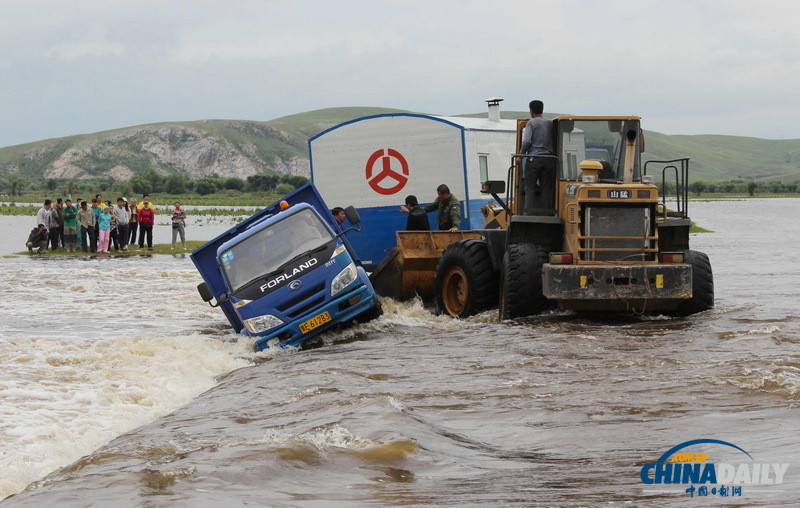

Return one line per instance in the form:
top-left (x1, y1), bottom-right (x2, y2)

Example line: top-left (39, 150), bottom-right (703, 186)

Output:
top-left (190, 184), bottom-right (382, 351)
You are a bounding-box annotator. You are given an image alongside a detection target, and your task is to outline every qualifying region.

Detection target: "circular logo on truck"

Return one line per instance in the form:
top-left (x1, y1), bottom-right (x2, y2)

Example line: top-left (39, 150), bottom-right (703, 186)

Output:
top-left (365, 148), bottom-right (409, 195)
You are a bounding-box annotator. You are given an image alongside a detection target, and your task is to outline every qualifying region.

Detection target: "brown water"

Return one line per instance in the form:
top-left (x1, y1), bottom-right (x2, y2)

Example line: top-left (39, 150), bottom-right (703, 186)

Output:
top-left (2, 199), bottom-right (799, 506)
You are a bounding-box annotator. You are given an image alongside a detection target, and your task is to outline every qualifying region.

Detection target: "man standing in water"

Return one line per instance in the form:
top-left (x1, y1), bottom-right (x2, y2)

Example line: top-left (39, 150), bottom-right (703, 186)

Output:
top-left (519, 100), bottom-right (555, 214)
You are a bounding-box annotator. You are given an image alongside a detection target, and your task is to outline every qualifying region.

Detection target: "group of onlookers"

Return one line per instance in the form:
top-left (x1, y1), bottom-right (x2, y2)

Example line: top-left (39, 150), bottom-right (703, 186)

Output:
top-left (26, 193), bottom-right (188, 254)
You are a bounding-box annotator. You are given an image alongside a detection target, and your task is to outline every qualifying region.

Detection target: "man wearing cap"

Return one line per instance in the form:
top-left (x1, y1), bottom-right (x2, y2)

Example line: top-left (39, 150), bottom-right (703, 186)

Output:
top-left (114, 197), bottom-right (131, 251)
top-left (26, 224), bottom-right (48, 254)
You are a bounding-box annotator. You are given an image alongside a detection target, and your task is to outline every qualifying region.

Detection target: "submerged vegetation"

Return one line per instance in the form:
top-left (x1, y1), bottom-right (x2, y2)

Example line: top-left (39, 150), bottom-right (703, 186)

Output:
top-left (18, 241), bottom-right (207, 257)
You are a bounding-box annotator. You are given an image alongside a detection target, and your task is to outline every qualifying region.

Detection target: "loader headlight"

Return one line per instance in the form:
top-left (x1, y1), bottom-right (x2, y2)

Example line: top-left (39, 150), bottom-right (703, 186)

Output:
top-left (641, 175), bottom-right (655, 184)
top-left (243, 314), bottom-right (284, 334)
top-left (331, 262), bottom-right (358, 296)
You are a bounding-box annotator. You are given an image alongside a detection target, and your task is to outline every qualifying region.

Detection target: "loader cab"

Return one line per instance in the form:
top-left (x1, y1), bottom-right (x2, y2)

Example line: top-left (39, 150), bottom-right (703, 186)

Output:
top-left (509, 116), bottom-right (644, 217)
top-left (554, 116), bottom-right (643, 184)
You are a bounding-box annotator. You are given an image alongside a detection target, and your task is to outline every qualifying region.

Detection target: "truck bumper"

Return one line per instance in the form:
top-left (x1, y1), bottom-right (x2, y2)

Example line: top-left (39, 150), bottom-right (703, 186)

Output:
top-left (542, 263), bottom-right (692, 312)
top-left (253, 282), bottom-right (379, 351)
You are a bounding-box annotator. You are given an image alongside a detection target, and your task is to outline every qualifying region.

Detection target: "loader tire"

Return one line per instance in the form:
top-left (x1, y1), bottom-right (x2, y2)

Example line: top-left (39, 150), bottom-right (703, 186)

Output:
top-left (499, 243), bottom-right (549, 320)
top-left (676, 249), bottom-right (714, 316)
top-left (435, 239), bottom-right (498, 318)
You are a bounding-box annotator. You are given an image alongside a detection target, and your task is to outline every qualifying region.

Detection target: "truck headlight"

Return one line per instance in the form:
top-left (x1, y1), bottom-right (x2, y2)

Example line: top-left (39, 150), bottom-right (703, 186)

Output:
top-left (331, 262), bottom-right (358, 296)
top-left (243, 314), bottom-right (284, 334)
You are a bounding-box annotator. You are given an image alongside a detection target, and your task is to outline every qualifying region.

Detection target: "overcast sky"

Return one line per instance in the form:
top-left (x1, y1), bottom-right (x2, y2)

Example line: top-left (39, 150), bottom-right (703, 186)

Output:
top-left (1, 0), bottom-right (798, 148)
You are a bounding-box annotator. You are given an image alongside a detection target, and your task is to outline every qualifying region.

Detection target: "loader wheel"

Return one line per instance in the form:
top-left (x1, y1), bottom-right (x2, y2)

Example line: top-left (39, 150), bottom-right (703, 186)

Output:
top-left (499, 243), bottom-right (549, 320)
top-left (675, 249), bottom-right (714, 316)
top-left (435, 239), bottom-right (498, 318)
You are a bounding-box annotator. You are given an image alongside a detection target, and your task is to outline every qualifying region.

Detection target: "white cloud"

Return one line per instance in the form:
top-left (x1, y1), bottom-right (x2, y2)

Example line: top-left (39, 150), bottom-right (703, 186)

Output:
top-left (45, 39), bottom-right (127, 61)
top-left (1, 0), bottom-right (800, 147)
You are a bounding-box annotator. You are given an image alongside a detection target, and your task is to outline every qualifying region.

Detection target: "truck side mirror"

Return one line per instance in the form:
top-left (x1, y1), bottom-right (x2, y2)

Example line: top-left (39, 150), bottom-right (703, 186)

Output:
top-left (344, 206), bottom-right (361, 225)
top-left (197, 282), bottom-right (214, 302)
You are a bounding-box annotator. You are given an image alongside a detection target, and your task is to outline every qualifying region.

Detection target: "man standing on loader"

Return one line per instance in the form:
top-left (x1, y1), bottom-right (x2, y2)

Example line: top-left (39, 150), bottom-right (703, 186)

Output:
top-left (519, 100), bottom-right (555, 214)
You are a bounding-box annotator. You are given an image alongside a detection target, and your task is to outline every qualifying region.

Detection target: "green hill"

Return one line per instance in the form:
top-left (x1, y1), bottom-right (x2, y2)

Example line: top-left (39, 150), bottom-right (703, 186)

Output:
top-left (1, 107), bottom-right (798, 186)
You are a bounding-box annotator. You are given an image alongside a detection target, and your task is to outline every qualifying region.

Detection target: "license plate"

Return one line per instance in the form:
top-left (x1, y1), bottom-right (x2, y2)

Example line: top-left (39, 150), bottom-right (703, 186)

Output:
top-left (299, 311), bottom-right (332, 334)
top-left (608, 190), bottom-right (631, 199)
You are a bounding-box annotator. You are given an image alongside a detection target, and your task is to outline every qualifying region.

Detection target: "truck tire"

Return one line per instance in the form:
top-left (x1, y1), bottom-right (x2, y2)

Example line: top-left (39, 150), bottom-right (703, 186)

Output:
top-left (357, 301), bottom-right (384, 323)
top-left (499, 243), bottom-right (549, 320)
top-left (435, 239), bottom-right (498, 318)
top-left (675, 249), bottom-right (714, 316)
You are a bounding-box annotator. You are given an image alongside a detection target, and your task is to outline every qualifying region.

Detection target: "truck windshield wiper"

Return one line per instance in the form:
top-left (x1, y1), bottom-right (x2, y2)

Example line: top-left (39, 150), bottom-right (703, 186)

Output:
top-left (282, 242), bottom-right (330, 268)
top-left (235, 242), bottom-right (331, 292)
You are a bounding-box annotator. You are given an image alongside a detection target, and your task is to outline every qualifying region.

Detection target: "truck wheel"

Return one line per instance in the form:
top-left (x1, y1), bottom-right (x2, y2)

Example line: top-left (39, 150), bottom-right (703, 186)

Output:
top-left (499, 243), bottom-right (549, 320)
top-left (675, 249), bottom-right (714, 316)
top-left (357, 300), bottom-right (384, 323)
top-left (435, 239), bottom-right (498, 318)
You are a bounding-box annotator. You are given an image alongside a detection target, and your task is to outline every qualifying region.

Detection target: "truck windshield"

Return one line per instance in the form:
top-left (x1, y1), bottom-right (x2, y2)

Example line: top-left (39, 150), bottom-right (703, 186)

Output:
top-left (558, 119), bottom-right (641, 181)
top-left (220, 208), bottom-right (334, 292)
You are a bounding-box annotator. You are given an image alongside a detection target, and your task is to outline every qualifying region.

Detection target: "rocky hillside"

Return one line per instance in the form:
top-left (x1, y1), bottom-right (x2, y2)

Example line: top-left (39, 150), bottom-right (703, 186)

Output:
top-left (0, 107), bottom-right (407, 183)
top-left (1, 107), bottom-right (799, 184)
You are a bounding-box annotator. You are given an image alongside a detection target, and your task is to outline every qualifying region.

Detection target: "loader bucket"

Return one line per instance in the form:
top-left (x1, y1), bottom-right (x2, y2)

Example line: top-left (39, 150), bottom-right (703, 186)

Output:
top-left (369, 231), bottom-right (482, 301)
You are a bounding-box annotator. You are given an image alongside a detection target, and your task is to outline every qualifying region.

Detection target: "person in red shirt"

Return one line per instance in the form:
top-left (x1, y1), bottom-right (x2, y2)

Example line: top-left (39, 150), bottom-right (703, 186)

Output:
top-left (137, 198), bottom-right (156, 250)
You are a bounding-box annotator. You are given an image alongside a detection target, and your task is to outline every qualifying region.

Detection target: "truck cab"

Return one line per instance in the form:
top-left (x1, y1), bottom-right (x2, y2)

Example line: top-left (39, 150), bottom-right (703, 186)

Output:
top-left (191, 184), bottom-right (381, 351)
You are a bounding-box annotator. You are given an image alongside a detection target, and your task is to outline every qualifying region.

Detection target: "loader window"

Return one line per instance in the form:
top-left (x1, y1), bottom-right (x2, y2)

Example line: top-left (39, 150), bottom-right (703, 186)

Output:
top-left (557, 119), bottom-right (641, 181)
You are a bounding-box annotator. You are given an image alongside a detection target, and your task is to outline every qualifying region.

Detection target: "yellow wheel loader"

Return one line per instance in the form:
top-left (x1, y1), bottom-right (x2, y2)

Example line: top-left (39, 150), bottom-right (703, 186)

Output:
top-left (370, 116), bottom-right (714, 319)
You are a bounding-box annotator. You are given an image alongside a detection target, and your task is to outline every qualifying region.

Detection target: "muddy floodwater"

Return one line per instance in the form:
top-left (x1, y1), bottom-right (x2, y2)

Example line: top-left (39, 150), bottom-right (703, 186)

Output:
top-left (2, 199), bottom-right (799, 506)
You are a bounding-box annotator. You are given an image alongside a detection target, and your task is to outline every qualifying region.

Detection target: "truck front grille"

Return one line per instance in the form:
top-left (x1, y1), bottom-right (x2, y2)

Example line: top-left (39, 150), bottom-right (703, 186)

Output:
top-left (580, 205), bottom-right (656, 262)
top-left (276, 281), bottom-right (326, 319)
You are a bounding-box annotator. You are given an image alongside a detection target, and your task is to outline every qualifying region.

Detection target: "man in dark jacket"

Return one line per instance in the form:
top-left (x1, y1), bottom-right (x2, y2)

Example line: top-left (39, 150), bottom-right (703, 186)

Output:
top-left (421, 184), bottom-right (461, 231)
top-left (401, 195), bottom-right (431, 231)
top-left (26, 224), bottom-right (48, 254)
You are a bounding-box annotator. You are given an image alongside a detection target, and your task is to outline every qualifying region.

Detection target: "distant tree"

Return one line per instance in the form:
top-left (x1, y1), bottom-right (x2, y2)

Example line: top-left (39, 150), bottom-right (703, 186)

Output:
top-left (280, 174), bottom-right (309, 190)
top-left (165, 174), bottom-right (189, 194)
top-left (46, 178), bottom-right (58, 191)
top-left (246, 174), bottom-right (279, 192)
top-left (195, 177), bottom-right (219, 196)
top-left (275, 183), bottom-right (294, 195)
top-left (689, 181), bottom-right (707, 196)
top-left (10, 177), bottom-right (24, 196)
top-left (223, 177), bottom-right (244, 191)
top-left (114, 180), bottom-right (133, 199)
top-left (785, 182), bottom-right (798, 193)
top-left (130, 175), bottom-right (150, 195)
top-left (139, 167), bottom-right (165, 193)
top-left (747, 181), bottom-right (757, 196)
top-left (63, 180), bottom-right (75, 199)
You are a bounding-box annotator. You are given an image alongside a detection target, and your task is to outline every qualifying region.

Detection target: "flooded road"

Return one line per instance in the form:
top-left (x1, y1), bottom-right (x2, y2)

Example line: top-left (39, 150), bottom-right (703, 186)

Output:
top-left (2, 199), bottom-right (799, 506)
